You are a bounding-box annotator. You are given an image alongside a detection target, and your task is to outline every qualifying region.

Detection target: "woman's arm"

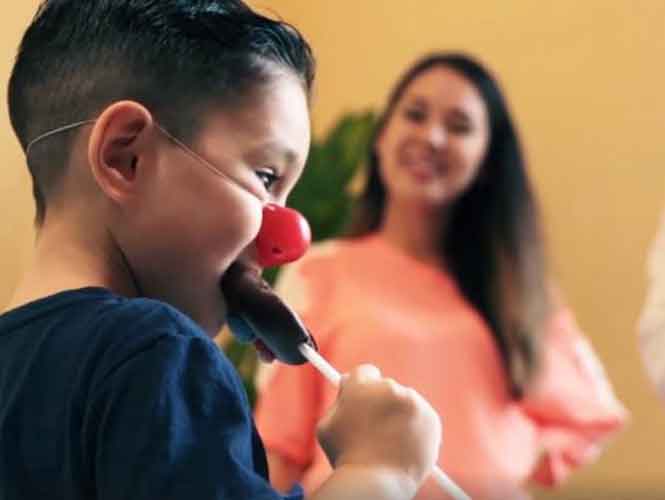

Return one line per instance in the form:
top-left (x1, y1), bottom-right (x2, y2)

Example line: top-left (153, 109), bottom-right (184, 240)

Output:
top-left (521, 307), bottom-right (628, 486)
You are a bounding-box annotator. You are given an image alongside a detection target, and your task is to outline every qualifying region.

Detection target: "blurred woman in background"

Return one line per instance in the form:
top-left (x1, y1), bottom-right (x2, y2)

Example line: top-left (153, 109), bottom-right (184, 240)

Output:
top-left (254, 53), bottom-right (627, 499)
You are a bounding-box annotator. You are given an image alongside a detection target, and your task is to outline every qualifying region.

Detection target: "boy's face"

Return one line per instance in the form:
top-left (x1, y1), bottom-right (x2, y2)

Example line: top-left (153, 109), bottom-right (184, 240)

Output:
top-left (118, 76), bottom-right (311, 334)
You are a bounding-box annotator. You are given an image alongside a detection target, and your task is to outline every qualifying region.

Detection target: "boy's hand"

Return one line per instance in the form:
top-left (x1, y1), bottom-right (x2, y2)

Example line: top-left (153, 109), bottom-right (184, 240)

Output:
top-left (317, 365), bottom-right (442, 492)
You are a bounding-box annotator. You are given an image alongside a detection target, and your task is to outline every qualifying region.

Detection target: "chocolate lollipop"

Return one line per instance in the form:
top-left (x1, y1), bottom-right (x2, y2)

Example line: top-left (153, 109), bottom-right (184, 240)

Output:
top-left (222, 263), bottom-right (317, 365)
top-left (222, 203), bottom-right (316, 365)
top-left (222, 206), bottom-right (469, 500)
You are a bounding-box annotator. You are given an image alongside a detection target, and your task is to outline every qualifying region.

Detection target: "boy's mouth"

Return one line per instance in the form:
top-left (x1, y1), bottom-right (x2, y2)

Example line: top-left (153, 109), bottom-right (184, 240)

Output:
top-left (254, 338), bottom-right (276, 363)
top-left (220, 261), bottom-right (317, 365)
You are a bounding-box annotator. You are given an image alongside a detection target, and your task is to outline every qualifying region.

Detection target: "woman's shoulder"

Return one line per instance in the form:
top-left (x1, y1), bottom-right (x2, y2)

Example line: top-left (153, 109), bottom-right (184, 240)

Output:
top-left (304, 236), bottom-right (374, 262)
top-left (273, 237), bottom-right (379, 322)
top-left (282, 236), bottom-right (376, 277)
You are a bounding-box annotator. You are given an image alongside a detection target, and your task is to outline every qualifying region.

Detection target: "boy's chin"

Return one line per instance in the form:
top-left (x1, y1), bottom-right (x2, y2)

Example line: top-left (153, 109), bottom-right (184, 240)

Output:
top-left (168, 283), bottom-right (228, 337)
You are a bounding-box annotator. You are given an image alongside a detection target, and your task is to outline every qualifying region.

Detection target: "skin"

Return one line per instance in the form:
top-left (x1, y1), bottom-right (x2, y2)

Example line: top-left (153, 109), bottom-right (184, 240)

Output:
top-left (377, 65), bottom-right (490, 266)
top-left (7, 73), bottom-right (441, 500)
top-left (7, 76), bottom-right (310, 335)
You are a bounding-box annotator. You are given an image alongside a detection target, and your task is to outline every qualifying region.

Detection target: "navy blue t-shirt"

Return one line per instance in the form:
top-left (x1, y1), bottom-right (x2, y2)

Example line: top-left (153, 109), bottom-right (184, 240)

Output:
top-left (0, 288), bottom-right (304, 500)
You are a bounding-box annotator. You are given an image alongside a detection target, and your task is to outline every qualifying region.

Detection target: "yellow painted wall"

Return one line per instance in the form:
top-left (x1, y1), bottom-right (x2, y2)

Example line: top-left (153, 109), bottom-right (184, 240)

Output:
top-left (1, 4), bottom-right (37, 308)
top-left (253, 1), bottom-right (665, 497)
top-left (2, 1), bottom-right (665, 497)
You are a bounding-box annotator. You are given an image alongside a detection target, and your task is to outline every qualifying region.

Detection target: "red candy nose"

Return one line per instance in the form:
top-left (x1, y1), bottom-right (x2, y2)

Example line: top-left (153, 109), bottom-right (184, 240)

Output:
top-left (256, 204), bottom-right (311, 268)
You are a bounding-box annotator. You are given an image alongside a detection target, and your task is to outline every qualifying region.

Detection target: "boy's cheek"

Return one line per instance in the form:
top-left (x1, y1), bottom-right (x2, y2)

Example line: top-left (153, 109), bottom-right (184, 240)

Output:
top-left (232, 246), bottom-right (262, 274)
top-left (217, 193), bottom-right (264, 254)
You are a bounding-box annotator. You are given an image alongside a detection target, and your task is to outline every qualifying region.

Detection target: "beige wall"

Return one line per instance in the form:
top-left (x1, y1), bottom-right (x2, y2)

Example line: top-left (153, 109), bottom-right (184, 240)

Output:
top-left (2, 1), bottom-right (664, 497)
top-left (257, 1), bottom-right (665, 497)
top-left (1, 4), bottom-right (38, 307)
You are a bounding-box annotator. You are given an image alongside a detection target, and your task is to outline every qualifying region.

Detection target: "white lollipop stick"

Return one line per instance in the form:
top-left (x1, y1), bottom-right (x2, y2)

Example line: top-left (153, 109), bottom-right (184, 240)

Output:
top-left (299, 343), bottom-right (471, 500)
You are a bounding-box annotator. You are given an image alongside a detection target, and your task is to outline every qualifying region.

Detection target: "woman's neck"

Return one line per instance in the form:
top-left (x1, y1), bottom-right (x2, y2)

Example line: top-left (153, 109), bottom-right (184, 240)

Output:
top-left (378, 198), bottom-right (447, 267)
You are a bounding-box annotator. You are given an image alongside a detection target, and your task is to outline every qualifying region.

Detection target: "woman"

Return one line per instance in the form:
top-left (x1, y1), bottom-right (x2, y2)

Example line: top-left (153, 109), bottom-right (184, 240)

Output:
top-left (254, 53), bottom-right (627, 499)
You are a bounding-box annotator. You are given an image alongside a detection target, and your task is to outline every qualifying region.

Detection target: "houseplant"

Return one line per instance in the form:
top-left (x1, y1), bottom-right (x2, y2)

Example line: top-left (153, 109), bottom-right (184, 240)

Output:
top-left (223, 110), bottom-right (377, 405)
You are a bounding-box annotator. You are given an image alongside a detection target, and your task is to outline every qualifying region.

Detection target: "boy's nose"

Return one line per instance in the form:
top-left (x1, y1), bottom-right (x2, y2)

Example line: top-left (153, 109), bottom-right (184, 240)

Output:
top-left (255, 204), bottom-right (311, 268)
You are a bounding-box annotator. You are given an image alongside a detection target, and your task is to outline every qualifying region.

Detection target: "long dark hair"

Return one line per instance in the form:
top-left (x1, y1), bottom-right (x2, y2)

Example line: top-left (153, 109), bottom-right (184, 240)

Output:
top-left (349, 53), bottom-right (550, 398)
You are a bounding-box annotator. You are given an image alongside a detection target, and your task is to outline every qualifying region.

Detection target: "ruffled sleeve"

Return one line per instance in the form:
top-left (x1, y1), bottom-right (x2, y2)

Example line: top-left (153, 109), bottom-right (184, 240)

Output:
top-left (520, 308), bottom-right (628, 487)
top-left (638, 209), bottom-right (665, 396)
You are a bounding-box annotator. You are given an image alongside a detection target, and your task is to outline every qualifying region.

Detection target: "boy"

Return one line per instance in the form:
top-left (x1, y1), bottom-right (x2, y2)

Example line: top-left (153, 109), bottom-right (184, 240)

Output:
top-left (0, 1), bottom-right (441, 499)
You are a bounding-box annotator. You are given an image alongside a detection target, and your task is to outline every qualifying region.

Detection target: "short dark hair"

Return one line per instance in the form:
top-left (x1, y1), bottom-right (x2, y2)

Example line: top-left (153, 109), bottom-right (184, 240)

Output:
top-left (349, 53), bottom-right (550, 398)
top-left (8, 0), bottom-right (315, 225)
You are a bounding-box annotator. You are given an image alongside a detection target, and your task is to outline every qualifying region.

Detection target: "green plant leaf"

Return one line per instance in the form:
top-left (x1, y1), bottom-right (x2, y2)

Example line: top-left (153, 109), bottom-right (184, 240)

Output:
top-left (223, 110), bottom-right (377, 407)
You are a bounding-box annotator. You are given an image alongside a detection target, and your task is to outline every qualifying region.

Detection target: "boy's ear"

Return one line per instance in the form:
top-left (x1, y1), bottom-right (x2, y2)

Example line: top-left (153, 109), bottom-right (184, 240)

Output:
top-left (87, 101), bottom-right (155, 203)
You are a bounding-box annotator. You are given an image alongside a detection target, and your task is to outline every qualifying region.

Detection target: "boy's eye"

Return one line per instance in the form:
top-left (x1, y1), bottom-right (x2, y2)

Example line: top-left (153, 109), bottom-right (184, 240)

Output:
top-left (255, 168), bottom-right (280, 190)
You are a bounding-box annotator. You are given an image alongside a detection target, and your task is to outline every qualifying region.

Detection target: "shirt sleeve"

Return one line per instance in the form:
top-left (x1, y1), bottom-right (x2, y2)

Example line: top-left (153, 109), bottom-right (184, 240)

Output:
top-left (520, 308), bottom-right (629, 487)
top-left (87, 331), bottom-right (303, 500)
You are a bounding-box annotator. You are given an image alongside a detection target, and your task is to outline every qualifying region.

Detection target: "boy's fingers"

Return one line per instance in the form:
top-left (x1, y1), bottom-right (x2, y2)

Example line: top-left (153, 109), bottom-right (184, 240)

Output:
top-left (349, 364), bottom-right (382, 381)
top-left (337, 364), bottom-right (381, 397)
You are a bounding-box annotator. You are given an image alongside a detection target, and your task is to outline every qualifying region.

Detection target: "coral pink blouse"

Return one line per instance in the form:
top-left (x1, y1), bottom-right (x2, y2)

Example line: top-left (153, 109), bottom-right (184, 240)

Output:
top-left (254, 235), bottom-right (627, 499)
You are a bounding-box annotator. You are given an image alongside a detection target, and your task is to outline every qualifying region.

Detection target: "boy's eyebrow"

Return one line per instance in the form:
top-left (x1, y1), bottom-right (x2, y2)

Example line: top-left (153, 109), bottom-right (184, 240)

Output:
top-left (247, 141), bottom-right (299, 166)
